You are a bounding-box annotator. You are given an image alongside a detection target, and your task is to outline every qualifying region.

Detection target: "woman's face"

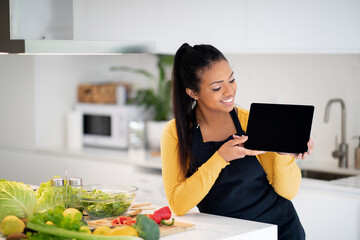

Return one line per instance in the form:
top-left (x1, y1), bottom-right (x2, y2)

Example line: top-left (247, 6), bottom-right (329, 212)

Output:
top-left (194, 59), bottom-right (237, 113)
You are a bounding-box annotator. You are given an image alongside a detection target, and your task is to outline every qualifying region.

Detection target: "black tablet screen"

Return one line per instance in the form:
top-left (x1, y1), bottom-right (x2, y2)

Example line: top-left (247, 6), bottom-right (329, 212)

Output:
top-left (244, 103), bottom-right (314, 154)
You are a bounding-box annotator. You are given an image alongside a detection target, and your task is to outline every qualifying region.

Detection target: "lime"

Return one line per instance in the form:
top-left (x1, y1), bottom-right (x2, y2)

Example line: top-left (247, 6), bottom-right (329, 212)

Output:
top-left (107, 226), bottom-right (138, 236)
top-left (93, 226), bottom-right (111, 235)
top-left (0, 216), bottom-right (25, 236)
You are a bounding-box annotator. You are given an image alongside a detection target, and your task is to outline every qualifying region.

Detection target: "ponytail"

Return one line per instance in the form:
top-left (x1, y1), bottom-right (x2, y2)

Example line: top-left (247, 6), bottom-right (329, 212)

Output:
top-left (172, 43), bottom-right (227, 177)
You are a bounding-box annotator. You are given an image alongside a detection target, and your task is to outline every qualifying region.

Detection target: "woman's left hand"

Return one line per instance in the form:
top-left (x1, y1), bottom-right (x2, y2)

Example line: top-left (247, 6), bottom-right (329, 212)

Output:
top-left (279, 138), bottom-right (314, 160)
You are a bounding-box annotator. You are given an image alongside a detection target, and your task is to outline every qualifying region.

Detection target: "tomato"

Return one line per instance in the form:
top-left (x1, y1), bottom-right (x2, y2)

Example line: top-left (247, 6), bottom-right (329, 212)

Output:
top-left (111, 218), bottom-right (121, 226)
top-left (111, 216), bottom-right (136, 226)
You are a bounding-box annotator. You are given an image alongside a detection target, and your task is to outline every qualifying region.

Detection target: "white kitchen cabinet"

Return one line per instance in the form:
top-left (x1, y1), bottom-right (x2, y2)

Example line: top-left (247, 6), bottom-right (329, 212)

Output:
top-left (131, 167), bottom-right (168, 205)
top-left (8, 0), bottom-right (73, 40)
top-left (292, 179), bottom-right (360, 240)
top-left (0, 147), bottom-right (135, 186)
top-left (313, 0), bottom-right (360, 52)
top-left (73, 0), bottom-right (246, 54)
top-left (246, 0), bottom-right (313, 51)
top-left (73, 0), bottom-right (360, 54)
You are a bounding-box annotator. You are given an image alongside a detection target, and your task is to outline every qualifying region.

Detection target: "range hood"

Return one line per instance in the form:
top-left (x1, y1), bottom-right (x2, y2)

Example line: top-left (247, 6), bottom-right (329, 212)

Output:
top-left (0, 0), bottom-right (155, 54)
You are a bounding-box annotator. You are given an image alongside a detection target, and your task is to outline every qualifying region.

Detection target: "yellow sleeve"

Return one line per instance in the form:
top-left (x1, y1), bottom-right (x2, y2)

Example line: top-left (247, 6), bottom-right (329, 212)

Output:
top-left (237, 106), bottom-right (302, 200)
top-left (160, 119), bottom-right (229, 216)
top-left (256, 153), bottom-right (301, 200)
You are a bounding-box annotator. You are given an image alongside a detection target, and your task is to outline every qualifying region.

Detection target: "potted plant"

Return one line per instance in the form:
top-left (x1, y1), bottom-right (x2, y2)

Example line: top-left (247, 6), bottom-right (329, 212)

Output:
top-left (110, 54), bottom-right (174, 151)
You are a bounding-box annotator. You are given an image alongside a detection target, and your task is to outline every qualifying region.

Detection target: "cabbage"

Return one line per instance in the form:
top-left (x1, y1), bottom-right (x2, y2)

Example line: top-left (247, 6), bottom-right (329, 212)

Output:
top-left (0, 179), bottom-right (36, 222)
top-left (35, 175), bottom-right (61, 213)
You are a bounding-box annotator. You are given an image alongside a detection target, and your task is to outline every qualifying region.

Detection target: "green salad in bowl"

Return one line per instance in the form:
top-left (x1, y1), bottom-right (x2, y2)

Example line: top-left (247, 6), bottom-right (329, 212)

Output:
top-left (81, 184), bottom-right (137, 219)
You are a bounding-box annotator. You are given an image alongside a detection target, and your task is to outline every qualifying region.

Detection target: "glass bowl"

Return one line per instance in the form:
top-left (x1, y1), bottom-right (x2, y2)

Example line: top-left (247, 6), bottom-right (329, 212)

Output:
top-left (81, 184), bottom-right (137, 219)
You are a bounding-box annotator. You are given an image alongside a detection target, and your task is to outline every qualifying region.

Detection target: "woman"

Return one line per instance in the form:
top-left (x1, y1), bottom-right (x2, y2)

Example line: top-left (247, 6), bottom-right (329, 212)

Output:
top-left (161, 43), bottom-right (313, 240)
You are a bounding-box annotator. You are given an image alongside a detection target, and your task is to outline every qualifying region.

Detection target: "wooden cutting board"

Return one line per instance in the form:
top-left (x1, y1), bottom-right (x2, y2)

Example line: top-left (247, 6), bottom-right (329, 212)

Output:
top-left (86, 217), bottom-right (195, 237)
top-left (159, 221), bottom-right (195, 237)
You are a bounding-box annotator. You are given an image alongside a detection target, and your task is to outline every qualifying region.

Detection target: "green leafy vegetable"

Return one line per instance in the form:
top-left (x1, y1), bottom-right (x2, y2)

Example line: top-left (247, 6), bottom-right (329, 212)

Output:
top-left (35, 175), bottom-right (63, 213)
top-left (27, 206), bottom-right (141, 240)
top-left (67, 185), bottom-right (84, 211)
top-left (82, 189), bottom-right (134, 219)
top-left (0, 179), bottom-right (36, 222)
top-left (29, 206), bottom-right (84, 231)
top-left (133, 215), bottom-right (160, 240)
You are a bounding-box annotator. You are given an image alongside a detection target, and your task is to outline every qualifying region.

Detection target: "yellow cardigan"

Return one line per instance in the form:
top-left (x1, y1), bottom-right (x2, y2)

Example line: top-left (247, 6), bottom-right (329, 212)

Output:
top-left (161, 107), bottom-right (302, 216)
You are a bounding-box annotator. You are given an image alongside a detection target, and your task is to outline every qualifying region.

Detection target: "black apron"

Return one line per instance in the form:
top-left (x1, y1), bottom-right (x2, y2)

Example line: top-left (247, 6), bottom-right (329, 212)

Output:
top-left (187, 108), bottom-right (305, 240)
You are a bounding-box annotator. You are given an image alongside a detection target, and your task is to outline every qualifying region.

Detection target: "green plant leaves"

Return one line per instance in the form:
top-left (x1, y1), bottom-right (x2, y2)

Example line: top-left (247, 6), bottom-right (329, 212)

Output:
top-left (110, 54), bottom-right (174, 121)
top-left (109, 66), bottom-right (155, 80)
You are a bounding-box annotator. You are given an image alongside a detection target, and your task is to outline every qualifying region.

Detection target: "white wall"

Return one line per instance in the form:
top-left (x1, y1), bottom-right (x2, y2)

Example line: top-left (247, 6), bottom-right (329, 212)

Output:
top-left (33, 54), bottom-right (158, 148)
top-left (0, 54), bottom-right (360, 168)
top-left (227, 54), bottom-right (360, 168)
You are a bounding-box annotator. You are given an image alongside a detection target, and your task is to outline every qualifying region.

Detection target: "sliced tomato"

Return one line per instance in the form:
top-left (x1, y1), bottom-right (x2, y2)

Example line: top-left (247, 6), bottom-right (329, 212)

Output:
top-left (111, 218), bottom-right (121, 226)
top-left (123, 219), bottom-right (136, 225)
top-left (111, 216), bottom-right (136, 226)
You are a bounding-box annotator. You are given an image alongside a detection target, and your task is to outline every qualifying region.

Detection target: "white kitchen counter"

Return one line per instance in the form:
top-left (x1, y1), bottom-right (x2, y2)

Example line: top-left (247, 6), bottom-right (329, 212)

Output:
top-left (161, 212), bottom-right (276, 240)
top-left (0, 201), bottom-right (277, 240)
top-left (0, 145), bottom-right (277, 239)
top-left (0, 212), bottom-right (276, 240)
top-left (30, 146), bottom-right (162, 170)
top-left (3, 145), bottom-right (360, 239)
top-left (300, 177), bottom-right (360, 196)
top-left (6, 145), bottom-right (360, 178)
top-left (297, 160), bottom-right (360, 190)
top-left (297, 160), bottom-right (360, 176)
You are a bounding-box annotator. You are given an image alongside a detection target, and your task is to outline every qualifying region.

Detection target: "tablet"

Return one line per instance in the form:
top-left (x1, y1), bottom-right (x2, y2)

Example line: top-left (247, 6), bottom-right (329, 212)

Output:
top-left (243, 103), bottom-right (314, 154)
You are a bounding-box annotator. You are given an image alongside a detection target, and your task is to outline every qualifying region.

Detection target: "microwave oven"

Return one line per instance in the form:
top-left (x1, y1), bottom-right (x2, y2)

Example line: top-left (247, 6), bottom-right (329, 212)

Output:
top-left (75, 103), bottom-right (142, 149)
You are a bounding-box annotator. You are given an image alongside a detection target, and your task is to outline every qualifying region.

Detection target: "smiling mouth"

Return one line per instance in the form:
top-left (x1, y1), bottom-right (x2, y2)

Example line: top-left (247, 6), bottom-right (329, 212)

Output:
top-left (221, 97), bottom-right (233, 103)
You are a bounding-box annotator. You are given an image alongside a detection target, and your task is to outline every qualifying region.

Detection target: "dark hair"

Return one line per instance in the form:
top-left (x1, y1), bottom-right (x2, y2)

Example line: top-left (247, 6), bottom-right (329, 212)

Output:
top-left (172, 43), bottom-right (227, 176)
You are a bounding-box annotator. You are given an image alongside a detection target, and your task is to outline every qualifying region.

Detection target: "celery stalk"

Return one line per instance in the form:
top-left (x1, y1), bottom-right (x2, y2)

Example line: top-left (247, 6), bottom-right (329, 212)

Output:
top-left (26, 222), bottom-right (142, 240)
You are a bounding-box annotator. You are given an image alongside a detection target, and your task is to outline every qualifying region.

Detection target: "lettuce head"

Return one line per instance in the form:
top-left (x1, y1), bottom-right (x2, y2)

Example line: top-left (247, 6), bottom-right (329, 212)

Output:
top-left (0, 179), bottom-right (36, 222)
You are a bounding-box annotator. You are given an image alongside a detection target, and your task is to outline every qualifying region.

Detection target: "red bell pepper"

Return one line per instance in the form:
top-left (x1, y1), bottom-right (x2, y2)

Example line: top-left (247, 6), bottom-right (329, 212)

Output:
top-left (146, 206), bottom-right (174, 226)
top-left (111, 206), bottom-right (175, 226)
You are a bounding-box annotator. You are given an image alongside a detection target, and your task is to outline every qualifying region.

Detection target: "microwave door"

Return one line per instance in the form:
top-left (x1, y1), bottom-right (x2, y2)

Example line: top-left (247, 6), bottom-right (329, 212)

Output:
top-left (84, 114), bottom-right (111, 136)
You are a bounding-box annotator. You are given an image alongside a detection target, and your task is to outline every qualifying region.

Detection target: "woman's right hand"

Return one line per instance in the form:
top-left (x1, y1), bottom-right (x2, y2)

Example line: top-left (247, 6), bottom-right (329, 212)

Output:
top-left (218, 135), bottom-right (265, 162)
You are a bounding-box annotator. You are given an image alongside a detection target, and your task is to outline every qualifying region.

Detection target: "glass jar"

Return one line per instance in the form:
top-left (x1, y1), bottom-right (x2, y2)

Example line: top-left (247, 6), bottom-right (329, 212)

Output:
top-left (67, 177), bottom-right (83, 211)
top-left (51, 178), bottom-right (65, 208)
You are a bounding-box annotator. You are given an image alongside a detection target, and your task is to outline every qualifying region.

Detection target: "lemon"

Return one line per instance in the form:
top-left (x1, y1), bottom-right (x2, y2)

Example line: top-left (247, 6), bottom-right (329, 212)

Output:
top-left (93, 226), bottom-right (111, 235)
top-left (45, 221), bottom-right (55, 226)
top-left (107, 226), bottom-right (138, 236)
top-left (79, 226), bottom-right (92, 234)
top-left (62, 208), bottom-right (81, 218)
top-left (0, 216), bottom-right (25, 236)
top-left (62, 208), bottom-right (82, 222)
